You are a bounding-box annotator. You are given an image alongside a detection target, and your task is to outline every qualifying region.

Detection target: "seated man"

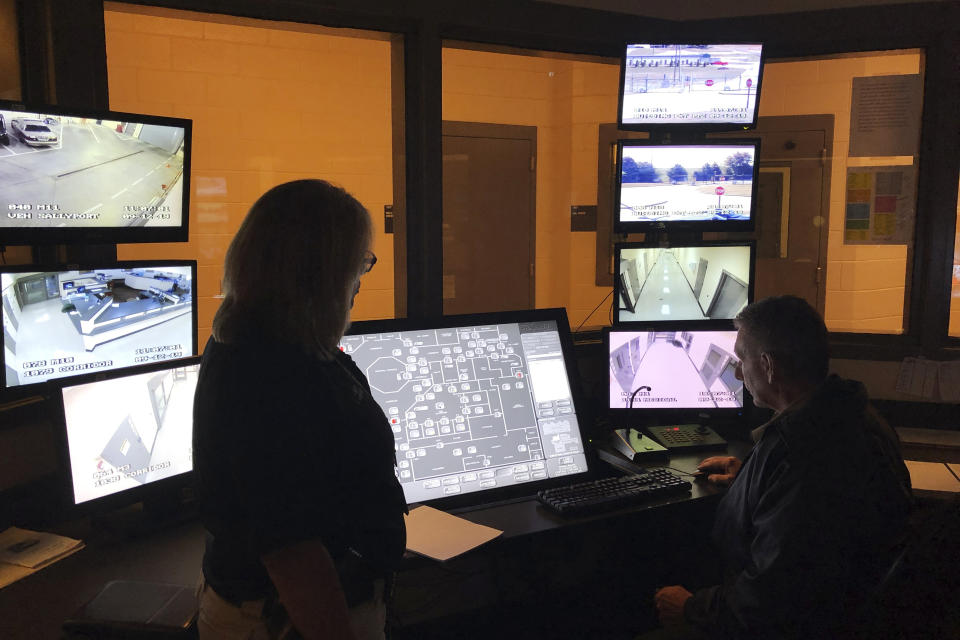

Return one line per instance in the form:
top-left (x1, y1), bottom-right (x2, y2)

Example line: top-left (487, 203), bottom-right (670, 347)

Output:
top-left (653, 295), bottom-right (913, 639)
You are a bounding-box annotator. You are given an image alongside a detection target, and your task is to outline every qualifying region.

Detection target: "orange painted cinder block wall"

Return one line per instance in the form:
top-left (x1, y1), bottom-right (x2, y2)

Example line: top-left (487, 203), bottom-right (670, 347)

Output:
top-left (104, 7), bottom-right (397, 349)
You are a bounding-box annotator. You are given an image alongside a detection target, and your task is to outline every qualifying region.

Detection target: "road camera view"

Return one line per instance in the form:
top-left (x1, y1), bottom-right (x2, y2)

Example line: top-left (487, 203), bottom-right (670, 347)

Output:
top-left (341, 320), bottom-right (587, 504)
top-left (62, 362), bottom-right (198, 504)
top-left (621, 43), bottom-right (762, 125)
top-left (0, 108), bottom-right (186, 229)
top-left (2, 266), bottom-right (193, 388)
top-left (619, 144), bottom-right (755, 224)
top-left (608, 330), bottom-right (743, 410)
top-left (618, 245), bottom-right (751, 322)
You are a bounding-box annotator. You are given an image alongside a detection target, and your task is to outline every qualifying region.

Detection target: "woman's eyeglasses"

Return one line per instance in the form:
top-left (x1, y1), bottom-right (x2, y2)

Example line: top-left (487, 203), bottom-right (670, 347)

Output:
top-left (362, 251), bottom-right (378, 274)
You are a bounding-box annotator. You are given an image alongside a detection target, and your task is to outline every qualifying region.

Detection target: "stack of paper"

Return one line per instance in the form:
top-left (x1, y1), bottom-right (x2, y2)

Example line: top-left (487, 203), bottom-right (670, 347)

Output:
top-left (404, 505), bottom-right (502, 561)
top-left (0, 527), bottom-right (85, 589)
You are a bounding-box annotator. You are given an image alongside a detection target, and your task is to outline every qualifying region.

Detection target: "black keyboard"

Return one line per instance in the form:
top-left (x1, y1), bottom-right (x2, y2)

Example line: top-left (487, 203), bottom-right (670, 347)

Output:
top-left (537, 469), bottom-right (692, 516)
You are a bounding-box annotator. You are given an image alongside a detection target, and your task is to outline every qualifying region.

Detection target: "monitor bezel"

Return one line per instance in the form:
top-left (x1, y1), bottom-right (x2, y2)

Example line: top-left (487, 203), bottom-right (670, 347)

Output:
top-left (344, 307), bottom-right (597, 511)
top-left (613, 138), bottom-right (761, 234)
top-left (52, 354), bottom-right (202, 518)
top-left (0, 98), bottom-right (192, 245)
top-left (1, 259), bottom-right (199, 397)
top-left (617, 42), bottom-right (765, 133)
top-left (613, 239), bottom-right (757, 324)
top-left (604, 319), bottom-right (749, 427)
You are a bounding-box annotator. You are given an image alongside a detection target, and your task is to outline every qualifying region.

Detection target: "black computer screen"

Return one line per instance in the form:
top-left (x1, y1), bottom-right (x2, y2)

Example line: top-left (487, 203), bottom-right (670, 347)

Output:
top-left (1, 261), bottom-right (197, 392)
top-left (615, 241), bottom-right (754, 322)
top-left (0, 99), bottom-right (191, 244)
top-left (342, 309), bottom-right (590, 508)
top-left (59, 357), bottom-right (199, 507)
top-left (618, 43), bottom-right (763, 130)
top-left (606, 324), bottom-right (744, 421)
top-left (615, 140), bottom-right (759, 233)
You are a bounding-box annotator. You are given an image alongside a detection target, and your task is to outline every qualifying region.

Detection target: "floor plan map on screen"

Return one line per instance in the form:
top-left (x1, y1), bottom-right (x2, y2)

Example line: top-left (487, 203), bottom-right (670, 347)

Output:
top-left (340, 321), bottom-right (586, 504)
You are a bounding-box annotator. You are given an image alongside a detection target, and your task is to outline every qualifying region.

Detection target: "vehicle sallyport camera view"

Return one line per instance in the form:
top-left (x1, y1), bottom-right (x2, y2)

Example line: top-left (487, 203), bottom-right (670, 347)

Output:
top-left (621, 43), bottom-right (762, 126)
top-left (2, 265), bottom-right (194, 389)
top-left (618, 144), bottom-right (755, 224)
top-left (608, 330), bottom-right (743, 410)
top-left (0, 108), bottom-right (186, 229)
top-left (340, 320), bottom-right (588, 505)
top-left (62, 361), bottom-right (198, 505)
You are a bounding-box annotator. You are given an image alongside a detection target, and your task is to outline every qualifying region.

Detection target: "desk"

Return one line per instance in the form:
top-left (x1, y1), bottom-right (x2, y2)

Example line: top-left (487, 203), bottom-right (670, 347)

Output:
top-left (0, 447), bottom-right (747, 639)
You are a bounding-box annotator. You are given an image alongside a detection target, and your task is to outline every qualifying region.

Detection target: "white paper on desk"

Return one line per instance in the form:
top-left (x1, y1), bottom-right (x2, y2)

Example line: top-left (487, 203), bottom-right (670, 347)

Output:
top-left (0, 527), bottom-right (84, 569)
top-left (404, 505), bottom-right (502, 562)
top-left (896, 357), bottom-right (938, 398)
top-left (938, 360), bottom-right (960, 403)
top-left (905, 460), bottom-right (960, 493)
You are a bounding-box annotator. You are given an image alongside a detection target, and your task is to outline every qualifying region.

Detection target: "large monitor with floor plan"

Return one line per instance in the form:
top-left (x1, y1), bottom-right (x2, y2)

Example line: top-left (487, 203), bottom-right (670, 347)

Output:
top-left (342, 308), bottom-right (592, 509)
top-left (56, 356), bottom-right (200, 510)
top-left (615, 241), bottom-right (755, 323)
top-left (605, 323), bottom-right (746, 426)
top-left (0, 99), bottom-right (191, 245)
top-left (1, 261), bottom-right (197, 394)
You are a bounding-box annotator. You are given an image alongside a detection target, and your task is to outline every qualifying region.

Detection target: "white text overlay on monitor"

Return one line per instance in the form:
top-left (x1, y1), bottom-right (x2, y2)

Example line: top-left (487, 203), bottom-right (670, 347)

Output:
top-left (341, 319), bottom-right (587, 505)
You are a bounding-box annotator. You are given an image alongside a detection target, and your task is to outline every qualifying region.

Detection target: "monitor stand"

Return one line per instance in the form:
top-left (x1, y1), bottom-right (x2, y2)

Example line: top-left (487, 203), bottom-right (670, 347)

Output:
top-left (91, 490), bottom-right (197, 540)
top-left (646, 424), bottom-right (727, 451)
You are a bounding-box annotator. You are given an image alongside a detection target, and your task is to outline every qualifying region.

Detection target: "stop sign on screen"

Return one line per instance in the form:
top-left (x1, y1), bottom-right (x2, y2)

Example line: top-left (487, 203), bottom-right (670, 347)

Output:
top-left (716, 186), bottom-right (725, 195)
top-left (705, 79), bottom-right (714, 87)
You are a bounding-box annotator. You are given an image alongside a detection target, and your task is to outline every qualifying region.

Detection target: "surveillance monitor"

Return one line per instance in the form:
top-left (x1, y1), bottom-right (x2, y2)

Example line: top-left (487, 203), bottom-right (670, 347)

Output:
top-left (618, 43), bottom-right (764, 131)
top-left (1, 261), bottom-right (197, 394)
top-left (0, 99), bottom-right (191, 244)
top-left (615, 140), bottom-right (759, 233)
top-left (615, 241), bottom-right (755, 322)
top-left (606, 323), bottom-right (745, 425)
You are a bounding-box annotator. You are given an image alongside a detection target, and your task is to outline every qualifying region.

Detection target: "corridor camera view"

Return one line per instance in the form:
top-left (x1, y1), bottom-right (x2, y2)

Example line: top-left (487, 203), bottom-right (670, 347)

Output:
top-left (608, 330), bottom-right (743, 410)
top-left (618, 143), bottom-right (756, 224)
top-left (621, 43), bottom-right (762, 125)
top-left (61, 362), bottom-right (198, 505)
top-left (0, 108), bottom-right (186, 229)
top-left (1, 265), bottom-right (194, 389)
top-left (341, 320), bottom-right (587, 505)
top-left (617, 244), bottom-right (752, 322)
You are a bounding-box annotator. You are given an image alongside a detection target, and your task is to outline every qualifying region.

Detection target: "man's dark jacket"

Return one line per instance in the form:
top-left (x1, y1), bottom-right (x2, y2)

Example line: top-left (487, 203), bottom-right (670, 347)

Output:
top-left (684, 375), bottom-right (913, 639)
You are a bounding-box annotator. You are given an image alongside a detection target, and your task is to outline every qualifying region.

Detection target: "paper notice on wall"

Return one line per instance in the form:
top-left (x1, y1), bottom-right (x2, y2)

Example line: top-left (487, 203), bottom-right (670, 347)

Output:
top-left (896, 357), bottom-right (938, 399)
top-left (938, 360), bottom-right (960, 403)
top-left (849, 75), bottom-right (922, 157)
top-left (844, 166), bottom-right (915, 244)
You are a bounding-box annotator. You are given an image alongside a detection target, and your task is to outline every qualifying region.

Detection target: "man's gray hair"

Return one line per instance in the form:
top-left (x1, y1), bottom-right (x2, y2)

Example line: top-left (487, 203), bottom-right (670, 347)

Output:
top-left (734, 295), bottom-right (829, 384)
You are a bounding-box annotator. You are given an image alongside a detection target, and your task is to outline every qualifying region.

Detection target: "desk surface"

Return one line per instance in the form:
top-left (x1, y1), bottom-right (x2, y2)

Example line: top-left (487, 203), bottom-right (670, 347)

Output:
top-left (0, 446), bottom-right (747, 639)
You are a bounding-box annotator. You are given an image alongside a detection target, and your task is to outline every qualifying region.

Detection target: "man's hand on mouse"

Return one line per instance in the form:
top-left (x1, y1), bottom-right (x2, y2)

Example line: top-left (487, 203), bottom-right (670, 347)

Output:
top-left (696, 456), bottom-right (742, 486)
top-left (654, 585), bottom-right (692, 626)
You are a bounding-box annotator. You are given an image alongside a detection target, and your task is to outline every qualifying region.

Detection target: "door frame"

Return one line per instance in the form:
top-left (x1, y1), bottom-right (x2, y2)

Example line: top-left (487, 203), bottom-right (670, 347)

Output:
top-left (441, 120), bottom-right (538, 310)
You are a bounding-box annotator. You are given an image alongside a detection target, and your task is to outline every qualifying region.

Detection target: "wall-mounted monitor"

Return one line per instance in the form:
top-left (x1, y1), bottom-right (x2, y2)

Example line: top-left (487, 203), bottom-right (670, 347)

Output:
top-left (605, 323), bottom-right (745, 425)
top-left (615, 241), bottom-right (755, 323)
top-left (618, 43), bottom-right (764, 131)
top-left (1, 261), bottom-right (197, 394)
top-left (0, 99), bottom-right (191, 245)
top-left (342, 308), bottom-right (592, 510)
top-left (615, 140), bottom-right (759, 233)
top-left (56, 356), bottom-right (200, 511)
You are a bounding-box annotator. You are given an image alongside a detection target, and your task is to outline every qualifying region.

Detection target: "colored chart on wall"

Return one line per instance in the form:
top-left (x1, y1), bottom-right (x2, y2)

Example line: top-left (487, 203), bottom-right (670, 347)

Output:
top-left (844, 166), bottom-right (916, 244)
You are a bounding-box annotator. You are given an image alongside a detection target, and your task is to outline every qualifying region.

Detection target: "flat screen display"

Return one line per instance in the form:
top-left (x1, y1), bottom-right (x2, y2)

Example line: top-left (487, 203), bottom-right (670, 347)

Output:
top-left (619, 43), bottom-right (763, 128)
top-left (0, 100), bottom-right (191, 244)
top-left (615, 141), bottom-right (758, 232)
top-left (61, 359), bottom-right (198, 505)
top-left (616, 242), bottom-right (754, 322)
top-left (1, 261), bottom-right (196, 391)
top-left (607, 328), bottom-right (743, 412)
top-left (342, 310), bottom-right (589, 507)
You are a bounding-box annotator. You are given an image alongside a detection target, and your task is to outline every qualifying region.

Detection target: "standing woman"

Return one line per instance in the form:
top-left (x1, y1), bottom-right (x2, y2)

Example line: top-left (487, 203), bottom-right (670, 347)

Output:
top-left (193, 180), bottom-right (407, 639)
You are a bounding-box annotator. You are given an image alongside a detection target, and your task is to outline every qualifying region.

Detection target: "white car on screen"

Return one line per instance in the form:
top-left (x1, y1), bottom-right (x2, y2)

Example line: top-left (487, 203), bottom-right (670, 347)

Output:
top-left (10, 118), bottom-right (59, 146)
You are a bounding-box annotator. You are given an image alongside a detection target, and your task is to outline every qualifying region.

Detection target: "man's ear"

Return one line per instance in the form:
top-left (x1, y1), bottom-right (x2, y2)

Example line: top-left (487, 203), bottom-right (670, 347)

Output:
top-left (759, 351), bottom-right (774, 384)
